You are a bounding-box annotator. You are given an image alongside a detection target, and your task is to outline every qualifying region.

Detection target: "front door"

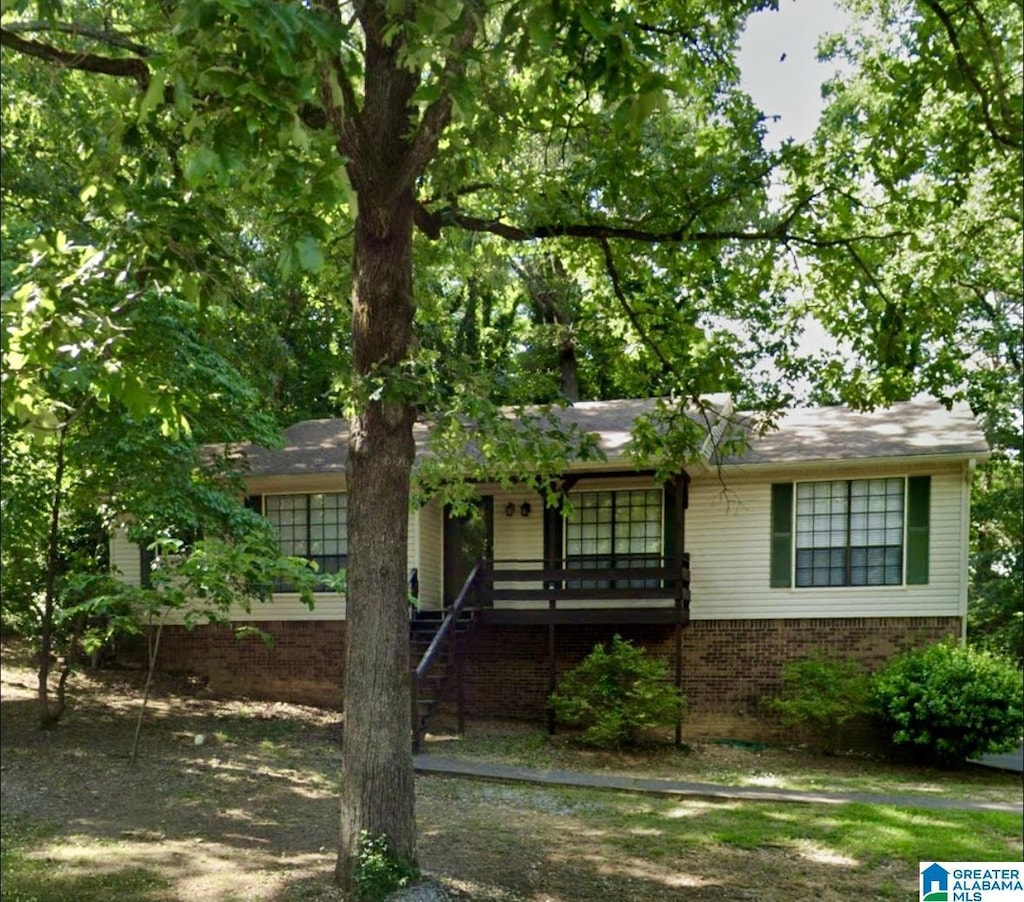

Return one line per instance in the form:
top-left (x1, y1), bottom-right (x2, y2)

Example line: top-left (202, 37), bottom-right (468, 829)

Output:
top-left (443, 497), bottom-right (493, 607)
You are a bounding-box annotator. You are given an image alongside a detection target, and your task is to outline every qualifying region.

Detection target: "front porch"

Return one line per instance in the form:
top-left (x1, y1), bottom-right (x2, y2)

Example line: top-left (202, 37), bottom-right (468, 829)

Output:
top-left (411, 552), bottom-right (691, 749)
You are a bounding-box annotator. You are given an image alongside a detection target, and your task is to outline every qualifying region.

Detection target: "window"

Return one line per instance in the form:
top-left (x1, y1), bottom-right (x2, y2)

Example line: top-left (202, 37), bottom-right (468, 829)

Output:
top-left (771, 476), bottom-right (930, 589)
top-left (794, 478), bottom-right (904, 587)
top-left (264, 493), bottom-right (347, 589)
top-left (565, 489), bottom-right (662, 589)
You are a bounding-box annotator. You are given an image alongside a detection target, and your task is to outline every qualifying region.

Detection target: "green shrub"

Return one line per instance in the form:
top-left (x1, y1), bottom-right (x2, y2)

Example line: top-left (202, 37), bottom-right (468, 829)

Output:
top-left (353, 831), bottom-right (418, 902)
top-left (768, 655), bottom-right (869, 753)
top-left (870, 641), bottom-right (1023, 766)
top-left (549, 634), bottom-right (684, 749)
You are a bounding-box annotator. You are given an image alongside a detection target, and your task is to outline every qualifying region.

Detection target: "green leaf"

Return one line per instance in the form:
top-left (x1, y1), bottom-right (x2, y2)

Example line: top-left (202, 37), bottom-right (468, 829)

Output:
top-left (183, 146), bottom-right (221, 185)
top-left (295, 235), bottom-right (323, 273)
top-left (138, 75), bottom-right (166, 122)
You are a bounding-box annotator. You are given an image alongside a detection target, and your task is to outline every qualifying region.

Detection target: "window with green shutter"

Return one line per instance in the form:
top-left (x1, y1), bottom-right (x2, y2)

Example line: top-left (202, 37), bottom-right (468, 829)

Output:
top-left (770, 477), bottom-right (930, 588)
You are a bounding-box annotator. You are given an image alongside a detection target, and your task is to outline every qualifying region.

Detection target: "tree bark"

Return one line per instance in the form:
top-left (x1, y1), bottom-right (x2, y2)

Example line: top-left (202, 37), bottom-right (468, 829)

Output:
top-left (324, 0), bottom-right (469, 886)
top-left (38, 421), bottom-right (68, 728)
top-left (335, 190), bottom-right (419, 886)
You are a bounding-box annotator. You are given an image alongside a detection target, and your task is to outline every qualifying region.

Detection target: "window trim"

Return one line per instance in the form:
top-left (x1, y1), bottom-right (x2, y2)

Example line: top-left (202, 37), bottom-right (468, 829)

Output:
top-left (261, 491), bottom-right (348, 592)
top-left (770, 475), bottom-right (931, 590)
top-left (563, 487), bottom-right (664, 589)
top-left (793, 477), bottom-right (905, 588)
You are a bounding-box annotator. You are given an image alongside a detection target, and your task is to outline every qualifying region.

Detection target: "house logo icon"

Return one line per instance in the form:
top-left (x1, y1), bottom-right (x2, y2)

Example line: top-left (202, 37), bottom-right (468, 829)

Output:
top-left (921, 863), bottom-right (949, 901)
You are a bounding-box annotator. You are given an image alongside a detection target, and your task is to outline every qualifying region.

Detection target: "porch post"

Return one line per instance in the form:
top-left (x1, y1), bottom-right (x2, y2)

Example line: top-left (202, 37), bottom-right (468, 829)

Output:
top-left (673, 473), bottom-right (688, 748)
top-left (542, 483), bottom-right (565, 736)
top-left (456, 632), bottom-right (466, 736)
top-left (674, 597), bottom-right (682, 748)
top-left (547, 600), bottom-right (557, 735)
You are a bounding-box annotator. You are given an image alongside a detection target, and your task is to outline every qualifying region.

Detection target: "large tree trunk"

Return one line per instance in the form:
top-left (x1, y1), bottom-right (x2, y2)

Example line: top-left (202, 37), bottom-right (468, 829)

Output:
top-left (335, 190), bottom-right (419, 886)
top-left (329, 0), bottom-right (469, 885)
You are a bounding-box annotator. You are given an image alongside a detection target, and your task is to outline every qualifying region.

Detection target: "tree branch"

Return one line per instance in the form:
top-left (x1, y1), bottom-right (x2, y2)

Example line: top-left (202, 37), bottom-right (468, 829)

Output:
top-left (402, 2), bottom-right (479, 188)
top-left (1, 27), bottom-right (150, 86)
top-left (919, 0), bottom-right (1022, 150)
top-left (597, 237), bottom-right (679, 378)
top-left (313, 0), bottom-right (361, 156)
top-left (3, 20), bottom-right (153, 57)
top-left (413, 197), bottom-right (904, 249)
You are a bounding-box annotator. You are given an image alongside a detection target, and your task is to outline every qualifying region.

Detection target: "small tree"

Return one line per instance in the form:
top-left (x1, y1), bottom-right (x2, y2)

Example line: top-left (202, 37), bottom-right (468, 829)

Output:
top-left (870, 641), bottom-right (1023, 766)
top-left (549, 634), bottom-right (684, 749)
top-left (768, 655), bottom-right (869, 754)
top-left (123, 533), bottom-right (316, 763)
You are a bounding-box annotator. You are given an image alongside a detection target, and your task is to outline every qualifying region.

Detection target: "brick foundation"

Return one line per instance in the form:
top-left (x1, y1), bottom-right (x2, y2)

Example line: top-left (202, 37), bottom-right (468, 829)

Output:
top-left (459, 616), bottom-right (960, 743)
top-left (149, 621), bottom-right (346, 707)
top-left (143, 615), bottom-right (961, 742)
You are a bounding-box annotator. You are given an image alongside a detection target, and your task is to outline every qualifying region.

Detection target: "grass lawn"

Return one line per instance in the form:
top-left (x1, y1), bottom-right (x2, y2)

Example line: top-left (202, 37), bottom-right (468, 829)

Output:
top-left (2, 651), bottom-right (1021, 901)
top-left (3, 780), bottom-right (1020, 901)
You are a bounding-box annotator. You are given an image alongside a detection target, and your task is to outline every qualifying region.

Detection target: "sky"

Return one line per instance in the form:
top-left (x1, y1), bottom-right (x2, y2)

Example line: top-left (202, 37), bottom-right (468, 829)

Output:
top-left (737, 1), bottom-right (854, 147)
top-left (735, 2), bottom-right (858, 390)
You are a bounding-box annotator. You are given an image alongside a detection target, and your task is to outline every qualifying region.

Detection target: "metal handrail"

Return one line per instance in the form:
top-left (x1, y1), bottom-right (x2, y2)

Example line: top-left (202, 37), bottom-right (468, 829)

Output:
top-left (414, 559), bottom-right (483, 683)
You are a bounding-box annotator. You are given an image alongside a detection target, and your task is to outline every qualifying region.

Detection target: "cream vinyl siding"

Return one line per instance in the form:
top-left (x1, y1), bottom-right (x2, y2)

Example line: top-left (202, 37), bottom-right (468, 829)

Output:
top-left (110, 527), bottom-right (142, 586)
top-left (687, 465), bottom-right (967, 620)
top-left (491, 491), bottom-right (544, 610)
top-left (416, 499), bottom-right (444, 610)
top-left (151, 594), bottom-right (346, 626)
top-left (492, 491), bottom-right (543, 564)
top-left (209, 593), bottom-right (346, 623)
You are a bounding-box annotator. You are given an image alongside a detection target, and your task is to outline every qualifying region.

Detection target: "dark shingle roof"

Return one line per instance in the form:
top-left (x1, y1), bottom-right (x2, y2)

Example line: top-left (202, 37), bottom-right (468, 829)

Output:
top-left (733, 397), bottom-right (989, 466)
top-left (232, 396), bottom-right (988, 477)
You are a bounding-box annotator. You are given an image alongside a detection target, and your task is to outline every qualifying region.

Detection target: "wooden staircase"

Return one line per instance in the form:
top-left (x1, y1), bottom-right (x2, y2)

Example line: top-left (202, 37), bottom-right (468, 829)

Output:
top-left (410, 561), bottom-right (482, 751)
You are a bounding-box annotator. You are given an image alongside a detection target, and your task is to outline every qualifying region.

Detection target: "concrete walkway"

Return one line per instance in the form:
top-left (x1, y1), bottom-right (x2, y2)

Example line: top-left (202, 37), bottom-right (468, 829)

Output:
top-left (413, 754), bottom-right (1022, 814)
top-left (973, 743), bottom-right (1024, 774)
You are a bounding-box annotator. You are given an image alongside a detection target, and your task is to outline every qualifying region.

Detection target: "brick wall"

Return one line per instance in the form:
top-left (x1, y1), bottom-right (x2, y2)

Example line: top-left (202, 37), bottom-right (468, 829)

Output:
top-left (454, 617), bottom-right (961, 743)
top-left (144, 615), bottom-right (961, 742)
top-left (678, 616), bottom-right (960, 742)
top-left (153, 621), bottom-right (347, 707)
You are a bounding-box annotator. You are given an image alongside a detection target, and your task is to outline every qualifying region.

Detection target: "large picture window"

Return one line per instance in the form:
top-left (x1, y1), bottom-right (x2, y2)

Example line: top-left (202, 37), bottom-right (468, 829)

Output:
top-left (265, 493), bottom-right (347, 589)
top-left (794, 478), bottom-right (904, 587)
top-left (565, 489), bottom-right (662, 589)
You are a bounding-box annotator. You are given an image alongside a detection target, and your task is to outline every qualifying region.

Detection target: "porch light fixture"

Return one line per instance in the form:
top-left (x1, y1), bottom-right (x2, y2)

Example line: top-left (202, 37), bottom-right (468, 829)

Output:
top-left (520, 502), bottom-right (532, 518)
top-left (505, 502), bottom-right (517, 517)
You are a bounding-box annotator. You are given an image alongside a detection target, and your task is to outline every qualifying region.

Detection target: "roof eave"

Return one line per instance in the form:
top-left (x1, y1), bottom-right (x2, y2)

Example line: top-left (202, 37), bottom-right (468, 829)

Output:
top-left (693, 448), bottom-right (991, 478)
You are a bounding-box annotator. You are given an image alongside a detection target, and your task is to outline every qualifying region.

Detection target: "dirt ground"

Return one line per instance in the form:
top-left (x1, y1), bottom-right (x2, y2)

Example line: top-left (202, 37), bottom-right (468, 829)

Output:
top-left (1, 648), bottom-right (1019, 901)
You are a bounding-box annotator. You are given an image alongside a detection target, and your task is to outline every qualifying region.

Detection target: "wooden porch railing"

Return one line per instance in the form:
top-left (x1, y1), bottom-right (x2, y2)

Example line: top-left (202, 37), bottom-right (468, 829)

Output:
top-left (483, 553), bottom-right (691, 605)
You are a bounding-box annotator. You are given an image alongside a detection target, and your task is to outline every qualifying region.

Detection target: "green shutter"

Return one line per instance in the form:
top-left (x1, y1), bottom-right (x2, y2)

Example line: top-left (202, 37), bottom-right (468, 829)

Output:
top-left (139, 542), bottom-right (154, 589)
top-left (906, 476), bottom-right (930, 585)
top-left (770, 483), bottom-right (793, 588)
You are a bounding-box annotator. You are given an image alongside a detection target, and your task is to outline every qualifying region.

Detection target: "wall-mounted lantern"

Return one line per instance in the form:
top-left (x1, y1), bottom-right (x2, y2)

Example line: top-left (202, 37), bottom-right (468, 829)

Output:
top-left (505, 502), bottom-right (517, 518)
top-left (520, 502), bottom-right (532, 518)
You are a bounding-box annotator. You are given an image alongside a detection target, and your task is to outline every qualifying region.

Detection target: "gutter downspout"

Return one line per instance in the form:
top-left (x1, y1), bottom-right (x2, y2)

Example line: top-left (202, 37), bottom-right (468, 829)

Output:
top-left (960, 458), bottom-right (978, 644)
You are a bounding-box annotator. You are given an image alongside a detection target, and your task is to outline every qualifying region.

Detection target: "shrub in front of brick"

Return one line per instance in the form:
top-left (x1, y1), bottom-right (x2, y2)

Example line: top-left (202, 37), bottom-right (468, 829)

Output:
top-left (549, 634), bottom-right (684, 749)
top-left (870, 641), bottom-right (1023, 766)
top-left (768, 655), bottom-right (870, 753)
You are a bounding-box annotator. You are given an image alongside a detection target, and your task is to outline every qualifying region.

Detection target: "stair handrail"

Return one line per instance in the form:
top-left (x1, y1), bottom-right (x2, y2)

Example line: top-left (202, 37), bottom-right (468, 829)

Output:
top-left (414, 559), bottom-right (483, 683)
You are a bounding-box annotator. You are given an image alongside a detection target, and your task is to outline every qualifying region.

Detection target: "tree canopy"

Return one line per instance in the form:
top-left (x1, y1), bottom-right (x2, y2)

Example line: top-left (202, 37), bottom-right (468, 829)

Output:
top-left (3, 0), bottom-right (1020, 889)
